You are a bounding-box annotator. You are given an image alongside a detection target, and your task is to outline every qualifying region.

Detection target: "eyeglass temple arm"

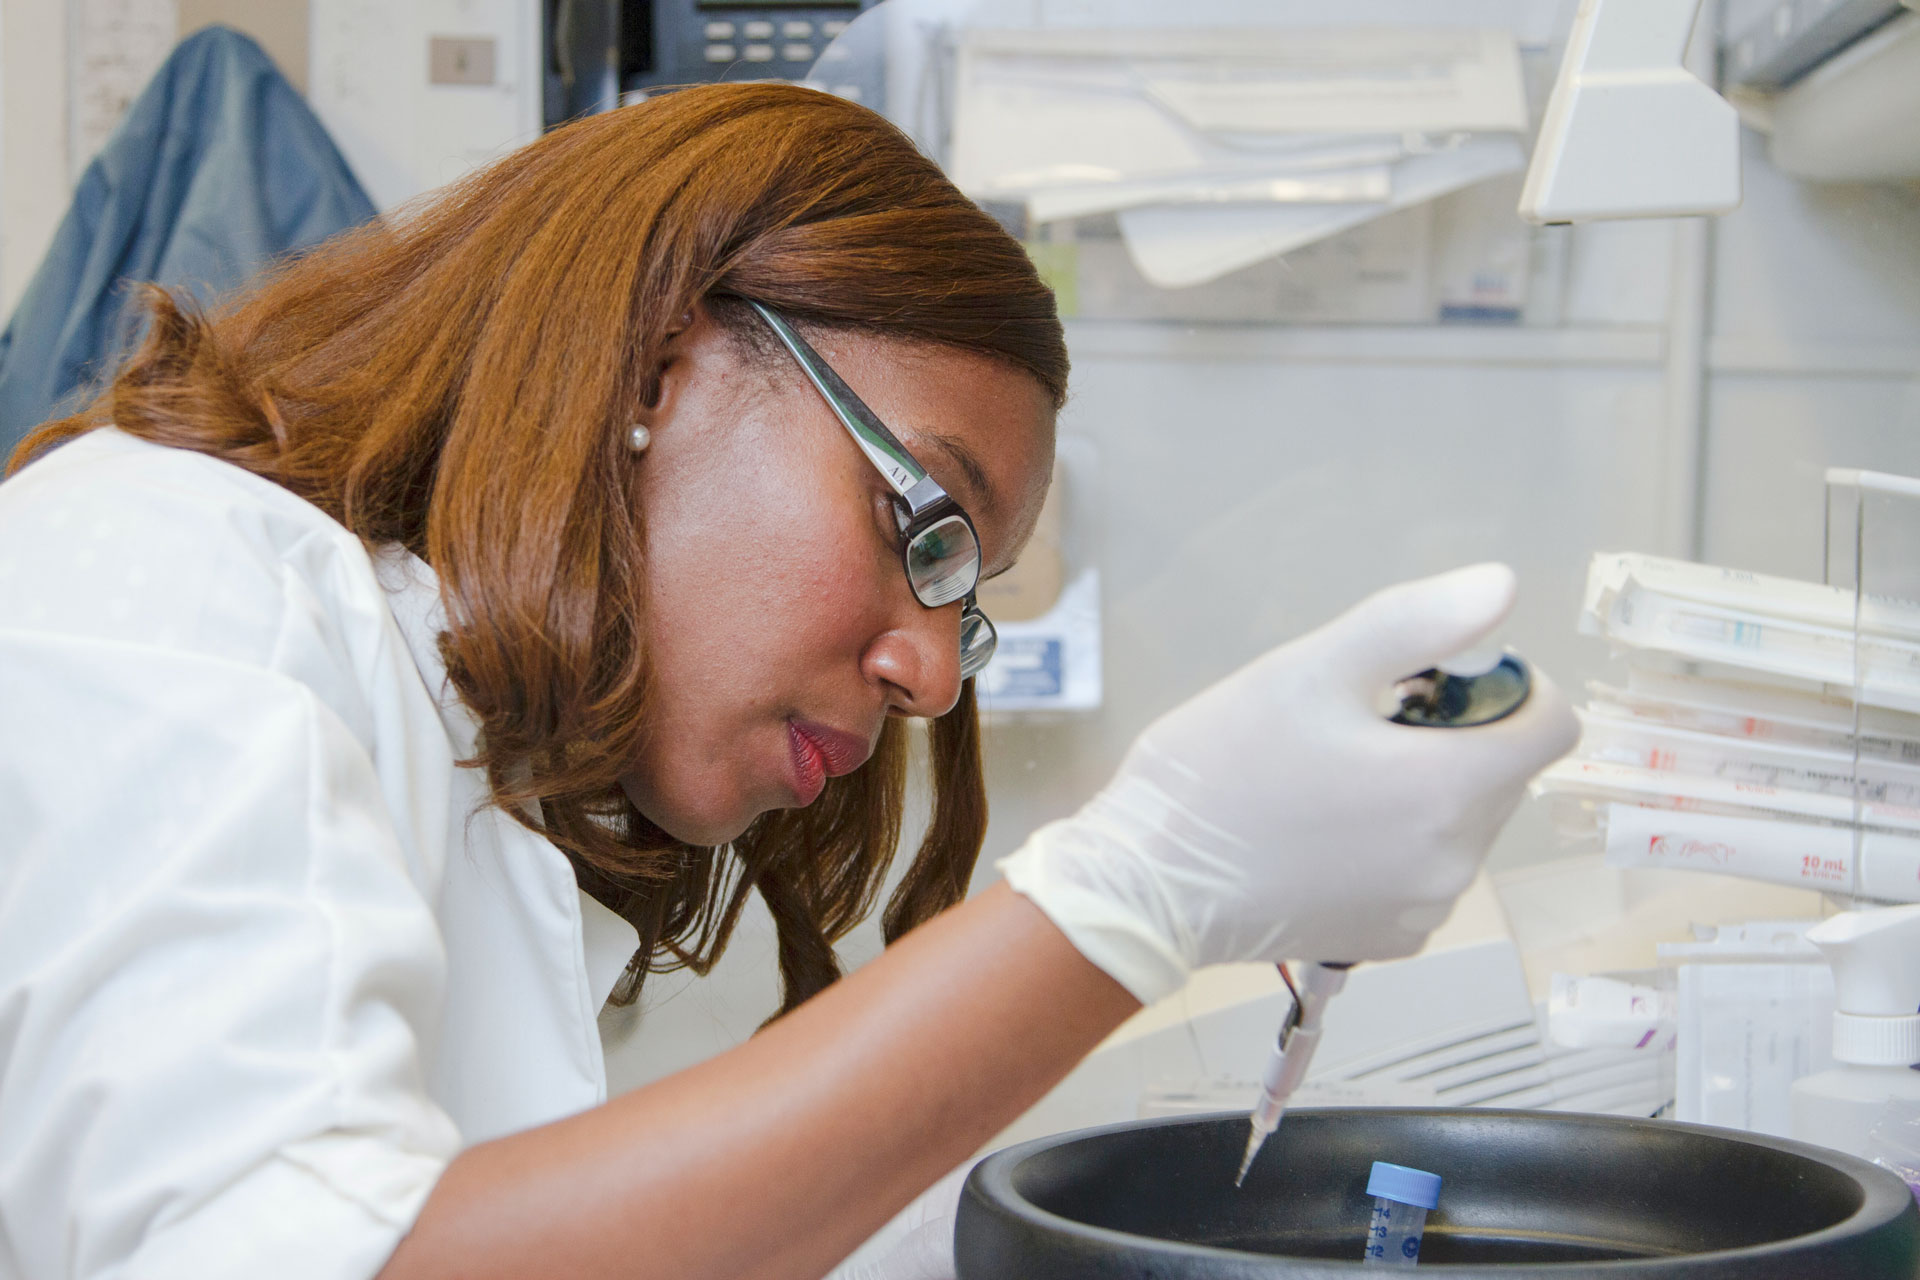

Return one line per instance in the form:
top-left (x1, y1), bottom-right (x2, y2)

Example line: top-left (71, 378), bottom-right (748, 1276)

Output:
top-left (747, 301), bottom-right (950, 516)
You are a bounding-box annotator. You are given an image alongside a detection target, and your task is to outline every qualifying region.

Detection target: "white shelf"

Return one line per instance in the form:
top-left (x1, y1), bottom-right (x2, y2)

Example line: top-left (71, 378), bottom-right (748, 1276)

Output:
top-left (1062, 321), bottom-right (1667, 368)
top-left (1709, 335), bottom-right (1920, 377)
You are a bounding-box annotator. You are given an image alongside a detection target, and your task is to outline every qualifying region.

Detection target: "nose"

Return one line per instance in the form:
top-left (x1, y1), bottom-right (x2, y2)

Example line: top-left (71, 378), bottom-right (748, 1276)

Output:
top-left (863, 601), bottom-right (965, 718)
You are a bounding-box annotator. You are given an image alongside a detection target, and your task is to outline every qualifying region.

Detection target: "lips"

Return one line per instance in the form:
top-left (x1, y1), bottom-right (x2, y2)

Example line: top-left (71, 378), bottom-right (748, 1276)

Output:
top-left (786, 719), bottom-right (872, 806)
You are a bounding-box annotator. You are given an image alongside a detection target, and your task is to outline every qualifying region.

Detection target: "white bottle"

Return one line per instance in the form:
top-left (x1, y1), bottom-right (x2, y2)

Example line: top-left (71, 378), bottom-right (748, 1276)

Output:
top-left (1790, 903), bottom-right (1920, 1159)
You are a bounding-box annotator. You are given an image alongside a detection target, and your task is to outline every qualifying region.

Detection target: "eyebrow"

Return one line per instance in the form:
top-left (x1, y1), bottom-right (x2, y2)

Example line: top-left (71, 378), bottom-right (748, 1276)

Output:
top-left (918, 430), bottom-right (999, 526)
top-left (750, 302), bottom-right (1002, 530)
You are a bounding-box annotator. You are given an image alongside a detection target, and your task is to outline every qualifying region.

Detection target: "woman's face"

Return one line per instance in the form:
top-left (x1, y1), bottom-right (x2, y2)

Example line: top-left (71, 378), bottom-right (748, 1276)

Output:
top-left (621, 306), bottom-right (1056, 845)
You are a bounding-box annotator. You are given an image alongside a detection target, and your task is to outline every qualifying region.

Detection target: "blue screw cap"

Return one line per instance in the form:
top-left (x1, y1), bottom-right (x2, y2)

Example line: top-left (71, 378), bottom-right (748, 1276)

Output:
top-left (1367, 1160), bottom-right (1441, 1210)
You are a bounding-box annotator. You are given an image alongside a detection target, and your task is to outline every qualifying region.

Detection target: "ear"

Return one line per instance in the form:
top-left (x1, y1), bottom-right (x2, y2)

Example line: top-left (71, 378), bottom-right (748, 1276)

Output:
top-left (634, 301), bottom-right (717, 421)
top-left (635, 365), bottom-right (668, 418)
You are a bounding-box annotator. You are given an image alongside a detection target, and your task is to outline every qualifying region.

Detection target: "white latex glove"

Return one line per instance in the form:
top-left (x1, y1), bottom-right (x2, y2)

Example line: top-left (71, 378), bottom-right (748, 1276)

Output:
top-left (1000, 563), bottom-right (1579, 1005)
top-left (822, 1162), bottom-right (967, 1280)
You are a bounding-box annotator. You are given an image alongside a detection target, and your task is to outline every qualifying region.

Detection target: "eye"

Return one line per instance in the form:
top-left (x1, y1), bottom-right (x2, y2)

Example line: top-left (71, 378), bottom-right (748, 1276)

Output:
top-left (875, 492), bottom-right (911, 549)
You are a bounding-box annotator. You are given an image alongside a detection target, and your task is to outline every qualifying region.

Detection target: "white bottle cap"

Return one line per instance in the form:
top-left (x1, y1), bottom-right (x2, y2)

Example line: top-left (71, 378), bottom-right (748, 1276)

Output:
top-left (1808, 905), bottom-right (1920, 1066)
top-left (1831, 1012), bottom-right (1920, 1067)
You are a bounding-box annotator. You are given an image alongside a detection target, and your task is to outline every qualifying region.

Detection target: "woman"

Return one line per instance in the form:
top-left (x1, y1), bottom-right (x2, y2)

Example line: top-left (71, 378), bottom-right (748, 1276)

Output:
top-left (0, 84), bottom-right (1575, 1279)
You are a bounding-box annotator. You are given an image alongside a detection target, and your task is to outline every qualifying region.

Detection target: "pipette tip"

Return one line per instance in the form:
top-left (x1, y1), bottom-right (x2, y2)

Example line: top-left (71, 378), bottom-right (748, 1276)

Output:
top-left (1232, 1133), bottom-right (1261, 1187)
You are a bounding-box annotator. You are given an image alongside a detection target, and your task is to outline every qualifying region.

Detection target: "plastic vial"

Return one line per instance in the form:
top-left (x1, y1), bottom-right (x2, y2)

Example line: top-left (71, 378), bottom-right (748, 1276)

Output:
top-left (1362, 1161), bottom-right (1441, 1267)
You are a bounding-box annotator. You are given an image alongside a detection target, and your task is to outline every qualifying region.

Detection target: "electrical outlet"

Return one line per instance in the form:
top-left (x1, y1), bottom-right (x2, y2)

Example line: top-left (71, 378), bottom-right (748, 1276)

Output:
top-left (429, 36), bottom-right (497, 86)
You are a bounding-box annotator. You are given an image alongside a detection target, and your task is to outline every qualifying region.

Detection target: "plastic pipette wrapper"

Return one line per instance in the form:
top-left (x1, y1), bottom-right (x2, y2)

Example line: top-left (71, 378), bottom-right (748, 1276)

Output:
top-left (1579, 552), bottom-right (1920, 712)
top-left (1591, 668), bottom-right (1920, 759)
top-left (1576, 708), bottom-right (1920, 807)
top-left (1540, 785), bottom-right (1920, 902)
top-left (1537, 755), bottom-right (1920, 832)
top-left (1862, 1101), bottom-right (1920, 1203)
top-left (1598, 802), bottom-right (1920, 902)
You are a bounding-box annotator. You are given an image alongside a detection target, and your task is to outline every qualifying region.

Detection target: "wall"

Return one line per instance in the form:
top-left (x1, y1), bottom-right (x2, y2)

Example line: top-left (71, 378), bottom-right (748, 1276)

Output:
top-left (0, 0), bottom-right (71, 314)
top-left (180, 0), bottom-right (307, 91)
top-left (306, 0), bottom-right (540, 213)
top-left (1699, 131), bottom-right (1920, 577)
top-left (0, 0), bottom-right (311, 314)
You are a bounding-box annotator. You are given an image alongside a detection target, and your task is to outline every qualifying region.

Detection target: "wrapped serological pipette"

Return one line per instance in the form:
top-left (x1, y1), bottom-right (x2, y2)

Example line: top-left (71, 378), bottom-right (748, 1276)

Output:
top-left (1579, 551), bottom-right (1920, 709)
top-left (1539, 552), bottom-right (1920, 904)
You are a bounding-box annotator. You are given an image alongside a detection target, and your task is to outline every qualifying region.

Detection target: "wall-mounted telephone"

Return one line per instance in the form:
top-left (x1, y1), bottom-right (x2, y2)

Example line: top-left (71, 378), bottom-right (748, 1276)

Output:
top-left (543, 0), bottom-right (885, 127)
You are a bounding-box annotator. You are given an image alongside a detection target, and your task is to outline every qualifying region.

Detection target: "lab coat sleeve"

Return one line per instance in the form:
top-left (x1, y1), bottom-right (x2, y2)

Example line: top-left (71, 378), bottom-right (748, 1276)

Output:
top-left (0, 474), bottom-right (461, 1277)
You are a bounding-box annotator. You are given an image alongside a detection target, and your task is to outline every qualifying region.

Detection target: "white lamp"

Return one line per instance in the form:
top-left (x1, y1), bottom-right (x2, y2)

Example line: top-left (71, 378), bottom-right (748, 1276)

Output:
top-left (1519, 0), bottom-right (1742, 224)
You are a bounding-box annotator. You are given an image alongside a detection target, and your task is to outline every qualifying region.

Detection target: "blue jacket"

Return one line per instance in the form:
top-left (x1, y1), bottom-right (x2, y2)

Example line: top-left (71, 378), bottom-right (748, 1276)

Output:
top-left (0, 26), bottom-right (375, 458)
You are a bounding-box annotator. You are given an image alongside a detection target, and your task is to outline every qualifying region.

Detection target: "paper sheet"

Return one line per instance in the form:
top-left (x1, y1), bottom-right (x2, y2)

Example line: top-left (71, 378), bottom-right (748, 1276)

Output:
top-left (1026, 164), bottom-right (1392, 224)
top-left (1115, 134), bottom-right (1524, 288)
top-left (1142, 28), bottom-right (1528, 135)
top-left (950, 25), bottom-right (1527, 195)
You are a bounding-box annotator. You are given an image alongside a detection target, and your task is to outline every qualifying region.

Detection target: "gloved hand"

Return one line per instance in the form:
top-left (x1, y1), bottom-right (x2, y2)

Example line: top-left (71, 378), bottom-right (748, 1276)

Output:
top-left (1000, 563), bottom-right (1579, 1005)
top-left (822, 1162), bottom-right (967, 1280)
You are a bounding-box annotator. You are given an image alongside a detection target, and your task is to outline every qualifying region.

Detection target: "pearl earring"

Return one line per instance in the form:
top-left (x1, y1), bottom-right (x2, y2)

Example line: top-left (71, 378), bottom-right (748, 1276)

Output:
top-left (626, 425), bottom-right (651, 453)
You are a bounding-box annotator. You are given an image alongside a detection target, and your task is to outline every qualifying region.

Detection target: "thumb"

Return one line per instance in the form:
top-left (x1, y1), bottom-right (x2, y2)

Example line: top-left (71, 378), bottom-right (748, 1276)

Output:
top-left (1316, 563), bottom-right (1518, 694)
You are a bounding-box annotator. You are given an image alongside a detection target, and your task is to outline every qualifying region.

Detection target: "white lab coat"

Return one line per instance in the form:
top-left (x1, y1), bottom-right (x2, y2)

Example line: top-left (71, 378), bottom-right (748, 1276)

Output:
top-left (0, 429), bottom-right (641, 1279)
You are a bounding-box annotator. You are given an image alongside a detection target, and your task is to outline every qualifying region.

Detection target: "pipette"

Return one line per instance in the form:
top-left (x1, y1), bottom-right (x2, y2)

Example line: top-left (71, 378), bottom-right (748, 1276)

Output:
top-left (1232, 647), bottom-right (1533, 1187)
top-left (1233, 961), bottom-right (1349, 1186)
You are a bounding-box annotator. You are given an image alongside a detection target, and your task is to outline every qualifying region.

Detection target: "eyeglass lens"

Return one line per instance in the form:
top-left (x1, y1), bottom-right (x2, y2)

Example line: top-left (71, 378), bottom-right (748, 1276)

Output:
top-left (905, 514), bottom-right (980, 609)
top-left (906, 515), bottom-right (996, 680)
top-left (959, 607), bottom-right (997, 680)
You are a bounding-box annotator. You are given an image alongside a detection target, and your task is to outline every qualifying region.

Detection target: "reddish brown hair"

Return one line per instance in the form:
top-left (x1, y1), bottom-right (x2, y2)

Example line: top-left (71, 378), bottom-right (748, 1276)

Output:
top-left (11, 83), bottom-right (1067, 1014)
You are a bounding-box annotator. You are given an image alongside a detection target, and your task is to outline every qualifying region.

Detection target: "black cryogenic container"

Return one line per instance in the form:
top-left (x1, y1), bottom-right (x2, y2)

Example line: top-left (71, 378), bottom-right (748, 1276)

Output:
top-left (955, 1109), bottom-right (1920, 1278)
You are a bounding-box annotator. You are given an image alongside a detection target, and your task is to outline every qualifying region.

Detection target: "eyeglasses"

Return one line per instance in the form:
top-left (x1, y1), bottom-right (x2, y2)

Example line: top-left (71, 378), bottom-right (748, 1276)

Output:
top-left (747, 301), bottom-right (998, 682)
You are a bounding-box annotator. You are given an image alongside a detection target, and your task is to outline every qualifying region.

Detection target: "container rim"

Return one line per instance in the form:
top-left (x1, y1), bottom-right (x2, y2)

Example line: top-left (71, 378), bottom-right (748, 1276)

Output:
top-left (961, 1107), bottom-right (1919, 1273)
